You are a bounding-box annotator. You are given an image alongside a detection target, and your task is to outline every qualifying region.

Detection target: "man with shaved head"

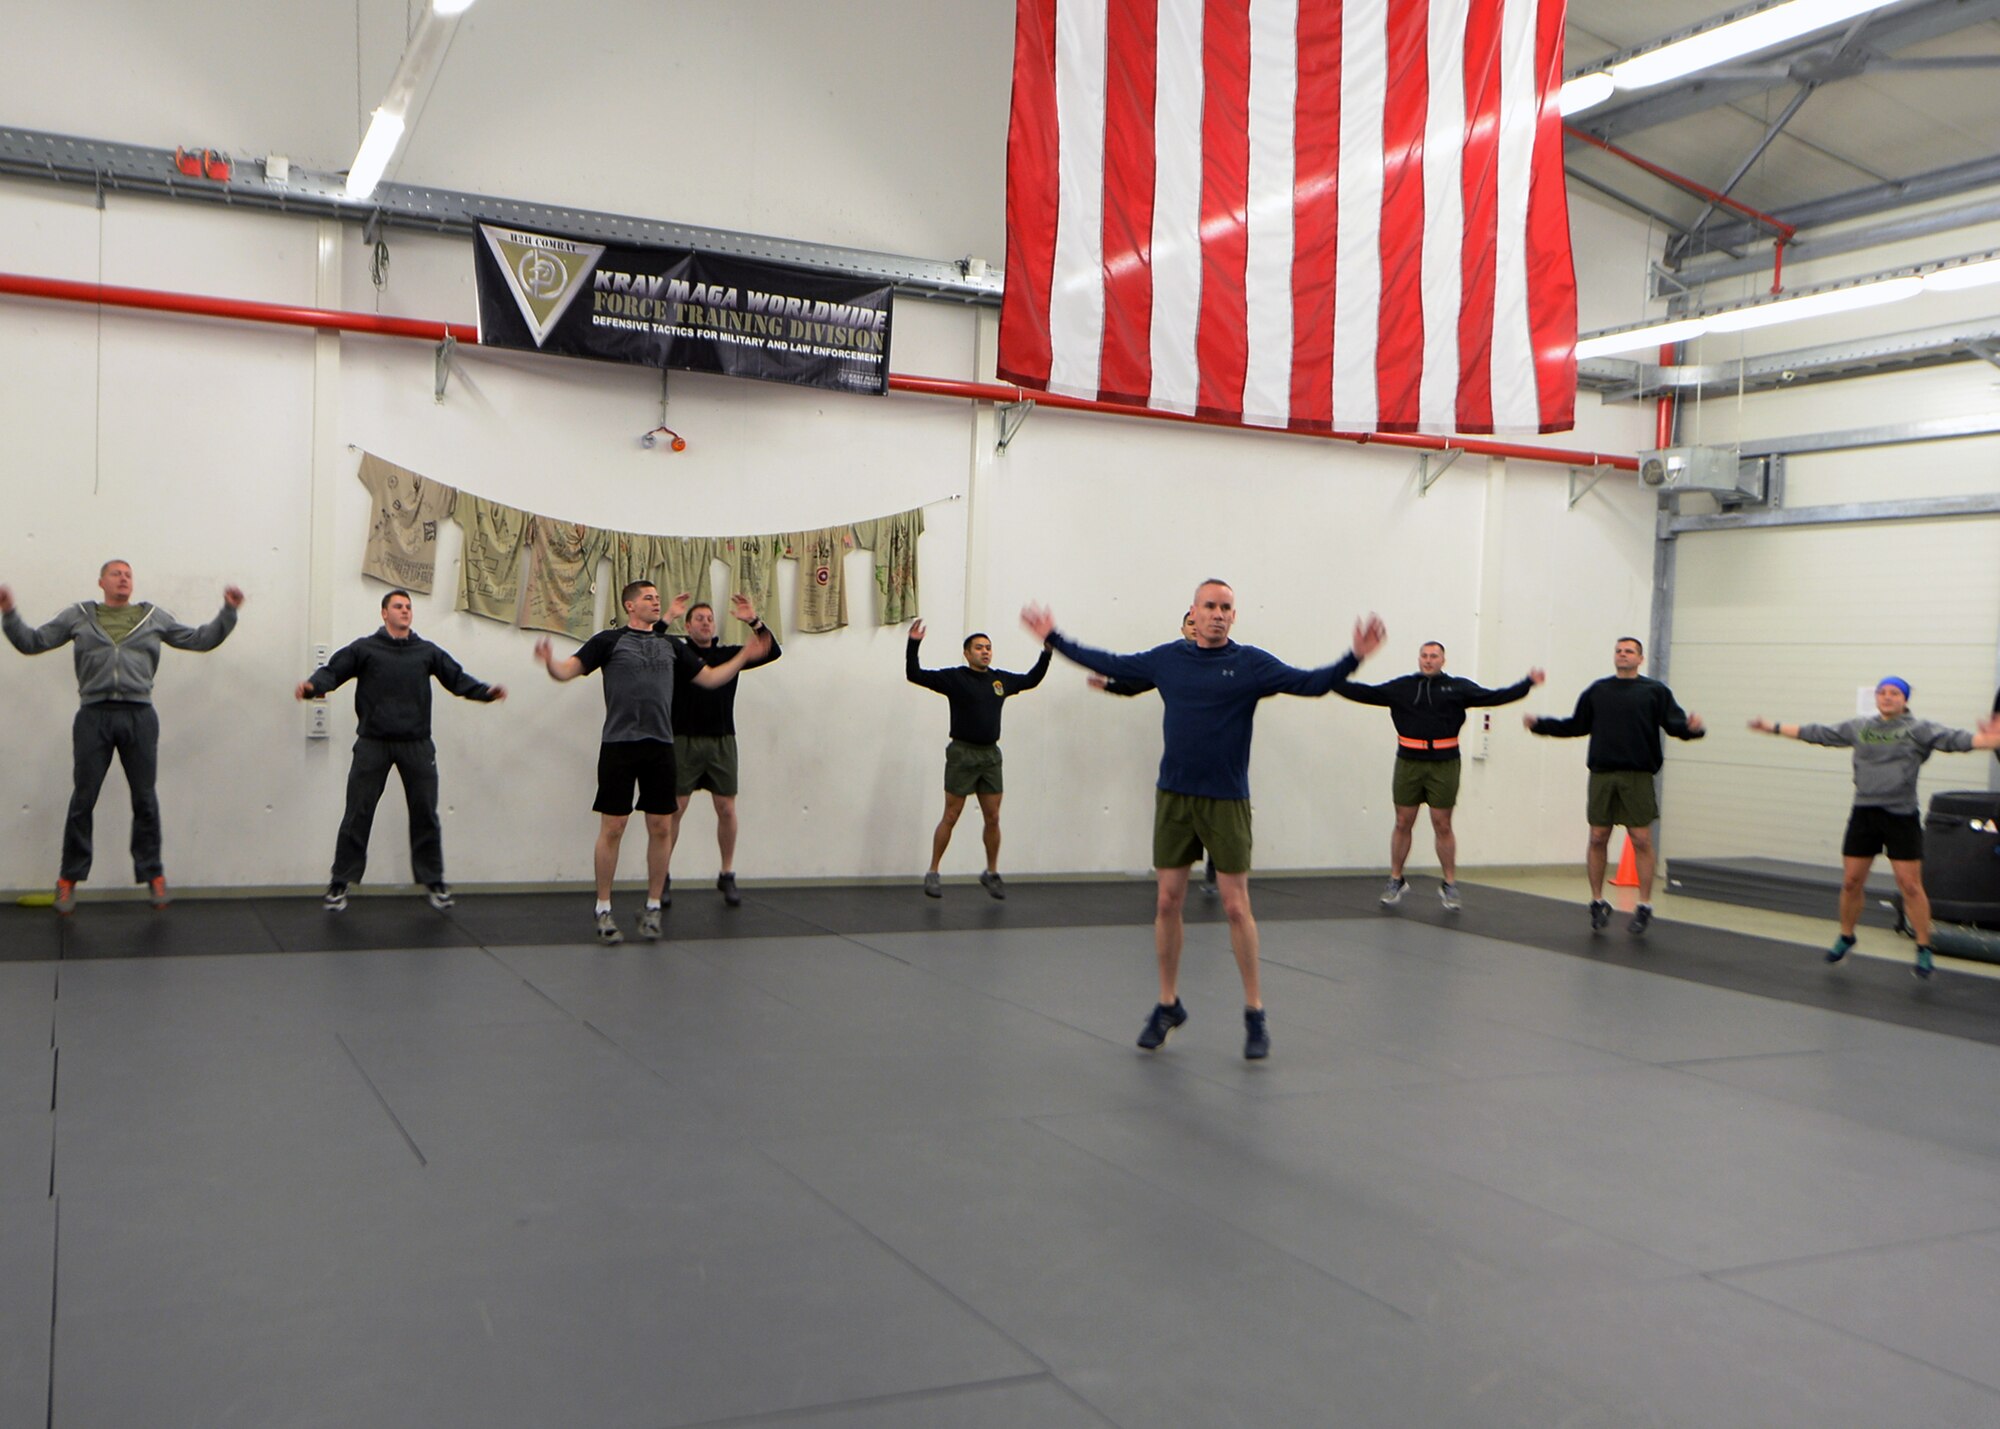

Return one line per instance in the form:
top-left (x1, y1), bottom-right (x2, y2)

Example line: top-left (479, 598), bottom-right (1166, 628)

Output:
top-left (1025, 581), bottom-right (1385, 1060)
top-left (1331, 639), bottom-right (1543, 912)
top-left (2, 560), bottom-right (244, 913)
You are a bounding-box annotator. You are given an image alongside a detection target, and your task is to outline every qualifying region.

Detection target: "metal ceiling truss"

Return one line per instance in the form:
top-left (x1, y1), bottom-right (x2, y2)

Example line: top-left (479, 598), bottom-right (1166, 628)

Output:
top-left (0, 125), bottom-right (1003, 307)
top-left (1664, 190), bottom-right (2000, 291)
top-left (1581, 318), bottom-right (2000, 399)
top-left (1689, 151), bottom-right (2000, 258)
top-left (1567, 0), bottom-right (2000, 145)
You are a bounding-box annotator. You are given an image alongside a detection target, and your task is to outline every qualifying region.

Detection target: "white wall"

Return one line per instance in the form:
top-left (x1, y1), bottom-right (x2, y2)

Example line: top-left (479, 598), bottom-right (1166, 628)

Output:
top-left (0, 3), bottom-right (1662, 894)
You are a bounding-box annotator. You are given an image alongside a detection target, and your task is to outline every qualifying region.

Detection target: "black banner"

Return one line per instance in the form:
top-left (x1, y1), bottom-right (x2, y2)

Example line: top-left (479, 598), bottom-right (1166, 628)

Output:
top-left (474, 223), bottom-right (892, 396)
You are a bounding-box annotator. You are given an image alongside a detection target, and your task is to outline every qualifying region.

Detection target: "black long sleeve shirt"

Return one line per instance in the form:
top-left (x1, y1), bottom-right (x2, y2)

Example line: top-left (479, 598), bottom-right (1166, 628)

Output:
top-left (302, 628), bottom-right (495, 740)
top-left (906, 640), bottom-right (1051, 745)
top-left (1329, 670), bottom-right (1536, 760)
top-left (1528, 675), bottom-right (1703, 773)
top-left (671, 631), bottom-right (783, 737)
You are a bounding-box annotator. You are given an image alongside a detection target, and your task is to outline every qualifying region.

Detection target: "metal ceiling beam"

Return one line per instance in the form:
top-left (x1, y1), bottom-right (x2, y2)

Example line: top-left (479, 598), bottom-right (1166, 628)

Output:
top-left (1585, 319), bottom-right (2000, 401)
top-left (1667, 80), bottom-right (1819, 260)
top-left (1665, 192), bottom-right (2000, 289)
top-left (1694, 150), bottom-right (2000, 253)
top-left (1565, 164), bottom-right (1711, 240)
top-left (1567, 0), bottom-right (2000, 144)
top-left (0, 125), bottom-right (1004, 306)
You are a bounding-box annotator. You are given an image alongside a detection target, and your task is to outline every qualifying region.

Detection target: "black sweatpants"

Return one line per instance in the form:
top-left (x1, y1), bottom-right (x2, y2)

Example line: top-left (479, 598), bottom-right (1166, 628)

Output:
top-left (64, 701), bottom-right (161, 882)
top-left (331, 737), bottom-right (444, 886)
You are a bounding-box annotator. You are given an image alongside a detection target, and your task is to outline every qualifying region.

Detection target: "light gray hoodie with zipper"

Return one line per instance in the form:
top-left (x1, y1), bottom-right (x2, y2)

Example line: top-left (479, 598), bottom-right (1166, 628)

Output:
top-left (4, 601), bottom-right (238, 705)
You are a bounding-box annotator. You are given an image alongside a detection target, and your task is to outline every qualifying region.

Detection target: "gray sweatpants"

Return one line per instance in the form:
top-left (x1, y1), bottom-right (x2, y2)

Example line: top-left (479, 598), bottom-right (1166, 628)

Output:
top-left (64, 701), bottom-right (162, 882)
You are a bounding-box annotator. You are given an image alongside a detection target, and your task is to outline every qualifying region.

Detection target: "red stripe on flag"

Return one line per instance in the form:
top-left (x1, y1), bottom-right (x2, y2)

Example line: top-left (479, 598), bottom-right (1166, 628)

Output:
top-left (1375, 0), bottom-right (1429, 433)
top-left (1456, 0), bottom-right (1503, 434)
top-left (1099, 0), bottom-right (1160, 407)
top-left (998, 0), bottom-right (1061, 390)
top-left (1526, 0), bottom-right (1577, 432)
top-left (1289, 0), bottom-right (1341, 430)
top-left (1195, 0), bottom-right (1251, 419)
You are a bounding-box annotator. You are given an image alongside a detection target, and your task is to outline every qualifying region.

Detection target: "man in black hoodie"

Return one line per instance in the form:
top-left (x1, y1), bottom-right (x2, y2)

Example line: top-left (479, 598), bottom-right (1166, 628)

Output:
top-left (1525, 636), bottom-right (1703, 935)
top-left (296, 589), bottom-right (505, 911)
top-left (1333, 640), bottom-right (1542, 911)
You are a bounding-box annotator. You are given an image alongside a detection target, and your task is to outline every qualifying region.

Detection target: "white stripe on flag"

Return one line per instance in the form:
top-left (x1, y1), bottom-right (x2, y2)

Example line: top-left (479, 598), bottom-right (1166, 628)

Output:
top-left (1419, 0), bottom-right (1470, 435)
top-left (1490, 0), bottom-right (1540, 431)
top-left (1149, 0), bottom-right (1205, 415)
top-left (1048, 0), bottom-right (1109, 398)
top-left (1241, 0), bottom-right (1299, 428)
top-left (1332, 0), bottom-right (1386, 431)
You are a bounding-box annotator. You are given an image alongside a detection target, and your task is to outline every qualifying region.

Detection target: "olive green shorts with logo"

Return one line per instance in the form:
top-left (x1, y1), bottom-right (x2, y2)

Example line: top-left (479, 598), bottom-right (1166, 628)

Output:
top-left (1154, 790), bottom-right (1253, 874)
top-left (1391, 756), bottom-right (1462, 809)
top-left (1587, 769), bottom-right (1658, 828)
top-left (675, 734), bottom-right (739, 797)
top-left (944, 739), bottom-right (1003, 797)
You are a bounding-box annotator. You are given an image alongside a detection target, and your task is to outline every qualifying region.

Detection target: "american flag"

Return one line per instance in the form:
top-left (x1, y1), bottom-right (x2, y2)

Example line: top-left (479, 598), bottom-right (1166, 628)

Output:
top-left (998, 0), bottom-right (1577, 436)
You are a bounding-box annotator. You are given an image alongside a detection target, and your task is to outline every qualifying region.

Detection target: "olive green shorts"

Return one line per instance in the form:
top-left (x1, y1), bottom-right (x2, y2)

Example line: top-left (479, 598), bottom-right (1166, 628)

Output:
top-left (944, 739), bottom-right (1003, 797)
top-left (675, 734), bottom-right (739, 797)
top-left (1391, 756), bottom-right (1462, 809)
top-left (1154, 790), bottom-right (1253, 874)
top-left (1587, 770), bottom-right (1658, 828)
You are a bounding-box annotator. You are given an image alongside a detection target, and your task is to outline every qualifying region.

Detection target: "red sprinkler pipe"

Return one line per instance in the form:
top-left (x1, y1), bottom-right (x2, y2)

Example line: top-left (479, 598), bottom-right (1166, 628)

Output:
top-left (0, 271), bottom-right (1636, 472)
top-left (1654, 343), bottom-right (1678, 452)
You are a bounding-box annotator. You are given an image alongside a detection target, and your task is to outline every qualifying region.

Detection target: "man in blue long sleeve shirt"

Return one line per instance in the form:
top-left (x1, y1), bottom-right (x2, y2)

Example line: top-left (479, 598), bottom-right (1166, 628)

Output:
top-left (1025, 581), bottom-right (1385, 1060)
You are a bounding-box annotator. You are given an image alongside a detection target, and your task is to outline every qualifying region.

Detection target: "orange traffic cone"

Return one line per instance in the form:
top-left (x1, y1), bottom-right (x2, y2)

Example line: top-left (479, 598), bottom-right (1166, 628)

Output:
top-left (1610, 835), bottom-right (1640, 888)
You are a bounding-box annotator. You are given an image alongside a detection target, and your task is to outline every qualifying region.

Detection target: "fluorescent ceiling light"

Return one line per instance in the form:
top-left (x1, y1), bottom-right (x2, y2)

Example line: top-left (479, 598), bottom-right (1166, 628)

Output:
top-left (1702, 277), bottom-right (1920, 333)
top-left (1923, 258), bottom-right (2000, 292)
top-left (1558, 73), bottom-right (1616, 117)
top-left (1610, 0), bottom-right (1897, 92)
top-left (433, 0), bottom-right (478, 14)
top-left (344, 108), bottom-right (406, 201)
top-left (1575, 319), bottom-right (1710, 361)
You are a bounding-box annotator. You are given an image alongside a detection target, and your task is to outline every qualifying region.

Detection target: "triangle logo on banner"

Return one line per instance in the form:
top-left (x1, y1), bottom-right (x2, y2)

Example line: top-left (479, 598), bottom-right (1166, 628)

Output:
top-left (480, 224), bottom-right (604, 347)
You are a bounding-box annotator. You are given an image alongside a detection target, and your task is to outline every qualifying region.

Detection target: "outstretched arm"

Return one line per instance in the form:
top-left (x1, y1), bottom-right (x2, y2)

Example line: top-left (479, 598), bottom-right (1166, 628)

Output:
top-left (297, 641), bottom-right (360, 701)
top-left (1019, 603), bottom-right (1157, 682)
top-left (158, 587), bottom-right (245, 651)
top-left (905, 619), bottom-right (952, 692)
top-left (534, 636), bottom-right (586, 682)
top-left (1753, 716), bottom-right (1852, 747)
top-left (432, 647), bottom-right (504, 702)
top-left (692, 628), bottom-right (773, 688)
top-left (1005, 646), bottom-right (1054, 693)
top-left (1525, 686), bottom-right (1594, 737)
top-left (1, 596), bottom-right (84, 654)
top-left (1461, 670), bottom-right (1544, 707)
top-left (730, 594), bottom-right (782, 667)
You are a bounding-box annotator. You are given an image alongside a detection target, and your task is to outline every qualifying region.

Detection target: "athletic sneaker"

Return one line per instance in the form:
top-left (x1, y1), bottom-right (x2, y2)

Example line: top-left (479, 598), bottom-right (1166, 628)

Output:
top-left (923, 871), bottom-right (942, 899)
top-left (1380, 877), bottom-right (1408, 907)
top-left (1914, 946), bottom-right (1935, 979)
top-left (1826, 933), bottom-right (1855, 964)
top-left (426, 883), bottom-right (454, 911)
top-left (1243, 1007), bottom-right (1271, 1061)
top-left (1589, 899), bottom-right (1613, 932)
top-left (148, 876), bottom-right (171, 910)
top-left (1201, 860), bottom-right (1219, 898)
top-left (1628, 904), bottom-right (1653, 937)
top-left (1439, 882), bottom-right (1462, 912)
top-left (53, 878), bottom-right (77, 915)
top-left (717, 872), bottom-right (741, 907)
top-left (636, 906), bottom-right (662, 941)
top-left (594, 910), bottom-right (624, 946)
top-left (659, 875), bottom-right (672, 910)
top-left (979, 870), bottom-right (1006, 901)
top-left (1137, 999), bottom-right (1188, 1050)
top-left (323, 882), bottom-right (348, 912)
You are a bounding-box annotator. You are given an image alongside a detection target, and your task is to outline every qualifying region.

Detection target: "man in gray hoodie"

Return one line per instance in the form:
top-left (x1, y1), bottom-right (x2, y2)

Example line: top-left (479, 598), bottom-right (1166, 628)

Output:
top-left (1, 560), bottom-right (244, 912)
top-left (1750, 677), bottom-right (2000, 978)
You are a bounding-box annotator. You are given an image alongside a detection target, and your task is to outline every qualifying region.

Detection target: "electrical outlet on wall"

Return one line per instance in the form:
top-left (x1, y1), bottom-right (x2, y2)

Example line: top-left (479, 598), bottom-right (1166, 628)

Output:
top-left (307, 702), bottom-right (329, 740)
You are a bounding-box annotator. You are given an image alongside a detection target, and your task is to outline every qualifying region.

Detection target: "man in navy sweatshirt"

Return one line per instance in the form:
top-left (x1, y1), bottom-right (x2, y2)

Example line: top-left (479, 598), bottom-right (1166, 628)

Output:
top-left (297, 589), bottom-right (505, 912)
top-left (1525, 636), bottom-right (1703, 936)
top-left (1024, 581), bottom-right (1385, 1061)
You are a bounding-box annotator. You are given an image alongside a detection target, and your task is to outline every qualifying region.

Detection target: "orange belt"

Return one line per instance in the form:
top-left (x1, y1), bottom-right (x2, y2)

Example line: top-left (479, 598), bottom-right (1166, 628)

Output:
top-left (1398, 735), bottom-right (1459, 751)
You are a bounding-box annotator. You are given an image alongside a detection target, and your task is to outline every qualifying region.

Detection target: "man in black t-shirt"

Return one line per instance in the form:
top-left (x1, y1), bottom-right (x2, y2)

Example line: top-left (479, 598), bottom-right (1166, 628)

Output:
top-left (1525, 636), bottom-right (1704, 936)
top-left (662, 596), bottom-right (782, 907)
top-left (537, 581), bottom-right (770, 944)
top-left (906, 620), bottom-right (1051, 899)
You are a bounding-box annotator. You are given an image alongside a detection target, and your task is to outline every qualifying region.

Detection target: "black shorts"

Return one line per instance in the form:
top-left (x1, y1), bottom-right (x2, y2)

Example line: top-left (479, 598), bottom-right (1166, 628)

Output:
top-left (594, 739), bottom-right (678, 816)
top-left (1841, 806), bottom-right (1923, 862)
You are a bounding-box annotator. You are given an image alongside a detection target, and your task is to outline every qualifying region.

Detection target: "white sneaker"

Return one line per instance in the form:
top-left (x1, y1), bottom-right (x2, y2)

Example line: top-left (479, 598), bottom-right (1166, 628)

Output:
top-left (1379, 877), bottom-right (1408, 907)
top-left (1439, 882), bottom-right (1461, 911)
